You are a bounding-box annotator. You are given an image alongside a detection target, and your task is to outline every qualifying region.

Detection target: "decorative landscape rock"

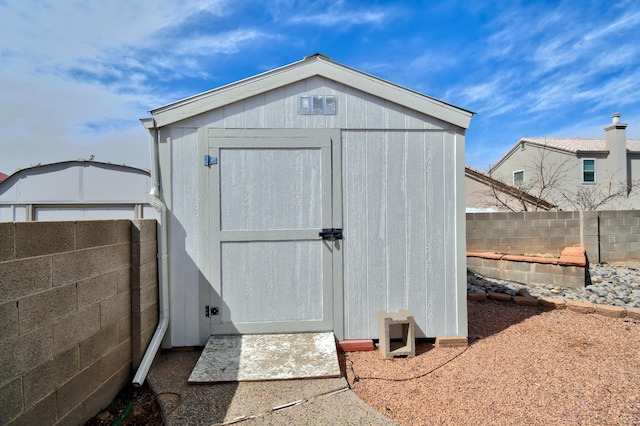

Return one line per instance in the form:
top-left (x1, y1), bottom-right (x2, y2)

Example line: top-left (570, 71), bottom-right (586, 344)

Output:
top-left (468, 262), bottom-right (640, 312)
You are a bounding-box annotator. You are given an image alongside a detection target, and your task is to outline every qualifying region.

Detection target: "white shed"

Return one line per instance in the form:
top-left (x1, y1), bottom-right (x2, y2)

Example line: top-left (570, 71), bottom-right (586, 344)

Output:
top-left (142, 54), bottom-right (473, 347)
top-left (0, 160), bottom-right (155, 222)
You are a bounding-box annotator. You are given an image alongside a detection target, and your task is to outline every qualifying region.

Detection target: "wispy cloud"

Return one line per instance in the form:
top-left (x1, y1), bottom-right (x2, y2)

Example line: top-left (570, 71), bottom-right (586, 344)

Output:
top-left (1, 0), bottom-right (640, 172)
top-left (0, 0), bottom-right (232, 169)
top-left (282, 0), bottom-right (391, 28)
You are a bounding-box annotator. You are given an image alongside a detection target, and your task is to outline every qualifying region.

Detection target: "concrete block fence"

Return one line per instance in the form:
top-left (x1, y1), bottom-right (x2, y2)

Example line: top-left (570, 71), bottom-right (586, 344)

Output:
top-left (467, 210), bottom-right (640, 263)
top-left (0, 219), bottom-right (158, 425)
top-left (467, 247), bottom-right (588, 289)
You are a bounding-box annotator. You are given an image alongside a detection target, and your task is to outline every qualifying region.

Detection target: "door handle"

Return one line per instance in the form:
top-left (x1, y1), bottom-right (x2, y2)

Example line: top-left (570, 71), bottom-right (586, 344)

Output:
top-left (319, 228), bottom-right (343, 241)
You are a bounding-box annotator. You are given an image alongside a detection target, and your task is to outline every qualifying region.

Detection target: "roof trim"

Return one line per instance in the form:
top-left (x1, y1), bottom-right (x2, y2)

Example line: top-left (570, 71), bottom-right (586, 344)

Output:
top-left (465, 166), bottom-right (555, 210)
top-left (147, 54), bottom-right (474, 129)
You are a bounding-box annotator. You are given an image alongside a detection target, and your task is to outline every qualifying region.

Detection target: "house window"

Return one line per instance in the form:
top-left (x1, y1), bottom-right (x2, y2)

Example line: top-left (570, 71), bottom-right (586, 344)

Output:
top-left (582, 159), bottom-right (596, 183)
top-left (513, 170), bottom-right (524, 186)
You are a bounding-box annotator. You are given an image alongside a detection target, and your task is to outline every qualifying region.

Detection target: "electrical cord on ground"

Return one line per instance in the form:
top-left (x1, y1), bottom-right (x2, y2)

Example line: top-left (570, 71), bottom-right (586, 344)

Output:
top-left (211, 387), bottom-right (350, 426)
top-left (346, 346), bottom-right (470, 387)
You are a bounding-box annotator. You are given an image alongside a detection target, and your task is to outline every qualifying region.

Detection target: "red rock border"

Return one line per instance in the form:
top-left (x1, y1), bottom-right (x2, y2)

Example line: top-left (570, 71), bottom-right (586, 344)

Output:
top-left (468, 291), bottom-right (640, 320)
top-left (467, 246), bottom-right (587, 267)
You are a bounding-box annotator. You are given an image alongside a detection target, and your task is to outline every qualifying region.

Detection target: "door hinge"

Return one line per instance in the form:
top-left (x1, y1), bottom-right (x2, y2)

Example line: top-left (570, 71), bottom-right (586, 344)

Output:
top-left (204, 154), bottom-right (218, 166)
top-left (205, 306), bottom-right (219, 317)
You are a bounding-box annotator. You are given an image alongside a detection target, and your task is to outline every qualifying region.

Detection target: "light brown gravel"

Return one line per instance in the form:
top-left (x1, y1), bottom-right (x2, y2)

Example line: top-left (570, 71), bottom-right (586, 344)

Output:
top-left (344, 300), bottom-right (640, 426)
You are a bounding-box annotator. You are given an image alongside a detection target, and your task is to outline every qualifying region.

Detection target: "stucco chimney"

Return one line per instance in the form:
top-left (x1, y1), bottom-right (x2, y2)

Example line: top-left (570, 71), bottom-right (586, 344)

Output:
top-left (603, 112), bottom-right (628, 188)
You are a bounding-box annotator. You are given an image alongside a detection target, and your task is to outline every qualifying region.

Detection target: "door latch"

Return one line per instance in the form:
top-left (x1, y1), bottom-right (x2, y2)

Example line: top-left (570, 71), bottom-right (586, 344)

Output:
top-left (205, 306), bottom-right (219, 317)
top-left (319, 228), bottom-right (343, 241)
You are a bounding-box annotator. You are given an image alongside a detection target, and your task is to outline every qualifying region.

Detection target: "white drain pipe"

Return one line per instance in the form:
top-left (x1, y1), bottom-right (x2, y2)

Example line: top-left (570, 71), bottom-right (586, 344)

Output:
top-left (133, 119), bottom-right (170, 387)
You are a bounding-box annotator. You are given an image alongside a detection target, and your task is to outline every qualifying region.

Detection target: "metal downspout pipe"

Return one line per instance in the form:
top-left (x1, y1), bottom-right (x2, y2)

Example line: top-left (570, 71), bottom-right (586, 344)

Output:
top-left (133, 121), bottom-right (170, 387)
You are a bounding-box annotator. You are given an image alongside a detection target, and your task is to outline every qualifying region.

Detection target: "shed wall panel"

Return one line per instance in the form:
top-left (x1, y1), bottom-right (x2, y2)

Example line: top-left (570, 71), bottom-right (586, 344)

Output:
top-left (404, 132), bottom-right (428, 331)
top-left (220, 241), bottom-right (323, 323)
top-left (20, 166), bottom-right (81, 202)
top-left (170, 77), bottom-right (451, 131)
top-left (341, 130), bottom-right (370, 338)
top-left (385, 131), bottom-right (407, 312)
top-left (168, 127), bottom-right (202, 347)
top-left (341, 130), bottom-right (459, 339)
top-left (220, 148), bottom-right (322, 230)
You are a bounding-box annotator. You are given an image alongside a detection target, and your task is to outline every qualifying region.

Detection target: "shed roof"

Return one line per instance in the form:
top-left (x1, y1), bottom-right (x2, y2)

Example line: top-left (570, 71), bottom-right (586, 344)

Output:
top-left (146, 53), bottom-right (474, 129)
top-left (0, 159), bottom-right (150, 181)
top-left (0, 160), bottom-right (151, 205)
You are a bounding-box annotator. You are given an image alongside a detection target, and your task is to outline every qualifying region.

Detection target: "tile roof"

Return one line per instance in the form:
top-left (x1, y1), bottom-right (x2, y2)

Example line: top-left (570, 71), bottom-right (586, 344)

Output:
top-left (521, 137), bottom-right (640, 153)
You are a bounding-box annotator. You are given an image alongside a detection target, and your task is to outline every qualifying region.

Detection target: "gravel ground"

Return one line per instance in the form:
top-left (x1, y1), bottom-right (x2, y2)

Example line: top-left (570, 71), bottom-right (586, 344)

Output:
top-left (345, 300), bottom-right (640, 425)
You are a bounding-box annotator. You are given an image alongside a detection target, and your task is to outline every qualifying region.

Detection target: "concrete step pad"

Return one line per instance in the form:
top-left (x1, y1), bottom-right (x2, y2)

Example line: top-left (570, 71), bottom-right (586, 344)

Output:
top-left (188, 332), bottom-right (341, 383)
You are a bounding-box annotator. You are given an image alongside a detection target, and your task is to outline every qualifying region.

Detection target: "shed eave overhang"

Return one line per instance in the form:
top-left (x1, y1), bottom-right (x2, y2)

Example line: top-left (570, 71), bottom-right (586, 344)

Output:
top-left (146, 54), bottom-right (474, 129)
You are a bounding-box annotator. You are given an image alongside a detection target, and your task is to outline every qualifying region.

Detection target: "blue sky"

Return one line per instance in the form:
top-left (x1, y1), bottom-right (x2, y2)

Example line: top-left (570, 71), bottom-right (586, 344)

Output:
top-left (1, 0), bottom-right (639, 175)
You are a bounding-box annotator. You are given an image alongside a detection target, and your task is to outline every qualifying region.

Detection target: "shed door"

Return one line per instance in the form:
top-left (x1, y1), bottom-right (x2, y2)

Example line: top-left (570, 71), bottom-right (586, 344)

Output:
top-left (205, 129), bottom-right (342, 335)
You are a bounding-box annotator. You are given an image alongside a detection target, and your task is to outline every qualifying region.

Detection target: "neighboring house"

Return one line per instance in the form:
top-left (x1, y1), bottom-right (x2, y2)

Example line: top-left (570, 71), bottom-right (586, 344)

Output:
top-left (465, 166), bottom-right (555, 212)
top-left (0, 160), bottom-right (155, 221)
top-left (141, 53), bottom-right (473, 347)
top-left (489, 113), bottom-right (640, 211)
top-left (0, 172), bottom-right (7, 183)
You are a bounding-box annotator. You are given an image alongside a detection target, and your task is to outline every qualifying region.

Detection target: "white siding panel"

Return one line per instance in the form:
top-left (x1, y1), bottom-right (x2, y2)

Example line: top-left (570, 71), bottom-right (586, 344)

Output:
top-left (143, 205), bottom-right (158, 219)
top-left (304, 76), bottom-right (329, 129)
top-left (174, 114), bottom-right (204, 128)
top-left (0, 181), bottom-right (18, 202)
top-left (342, 129), bottom-right (457, 339)
top-left (35, 206), bottom-right (135, 221)
top-left (220, 148), bottom-right (322, 231)
top-left (385, 131), bottom-right (407, 313)
top-left (342, 131), bottom-right (369, 338)
top-left (405, 132), bottom-right (428, 337)
top-left (83, 167), bottom-right (150, 203)
top-left (345, 87), bottom-right (368, 129)
top-left (169, 127), bottom-right (202, 346)
top-left (365, 131), bottom-right (389, 337)
top-left (20, 166), bottom-right (81, 202)
top-left (264, 89), bottom-right (286, 128)
top-left (424, 132), bottom-right (446, 336)
top-left (443, 132), bottom-right (459, 335)
top-left (223, 100), bottom-right (245, 128)
top-left (0, 205), bottom-right (26, 222)
top-left (220, 241), bottom-right (323, 323)
top-left (201, 108), bottom-right (224, 128)
top-left (170, 77), bottom-right (450, 131)
top-left (405, 108), bottom-right (428, 130)
top-left (385, 102), bottom-right (406, 129)
top-left (365, 95), bottom-right (385, 129)
top-left (284, 80), bottom-right (307, 129)
top-left (244, 94), bottom-right (265, 128)
top-left (324, 79), bottom-right (347, 129)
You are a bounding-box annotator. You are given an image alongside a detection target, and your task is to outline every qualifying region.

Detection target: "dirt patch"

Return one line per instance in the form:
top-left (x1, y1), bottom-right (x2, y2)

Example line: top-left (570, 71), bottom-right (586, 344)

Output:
top-left (84, 382), bottom-right (163, 426)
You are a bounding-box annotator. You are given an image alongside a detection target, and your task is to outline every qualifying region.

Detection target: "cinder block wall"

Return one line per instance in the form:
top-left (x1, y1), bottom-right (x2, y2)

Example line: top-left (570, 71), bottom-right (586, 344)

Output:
top-left (0, 219), bottom-right (158, 425)
top-left (466, 211), bottom-right (582, 256)
top-left (466, 210), bottom-right (640, 263)
top-left (131, 220), bottom-right (159, 368)
top-left (597, 211), bottom-right (640, 262)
